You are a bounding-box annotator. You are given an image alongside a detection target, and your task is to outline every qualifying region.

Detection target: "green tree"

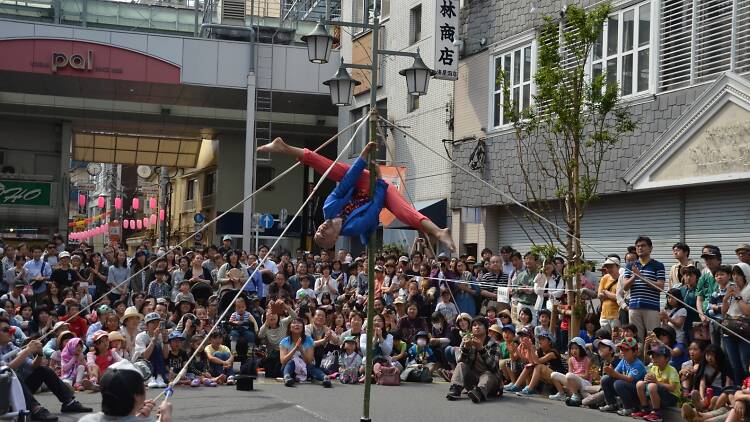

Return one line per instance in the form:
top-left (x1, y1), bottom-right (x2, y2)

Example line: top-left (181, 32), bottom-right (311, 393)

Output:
top-left (500, 3), bottom-right (636, 336)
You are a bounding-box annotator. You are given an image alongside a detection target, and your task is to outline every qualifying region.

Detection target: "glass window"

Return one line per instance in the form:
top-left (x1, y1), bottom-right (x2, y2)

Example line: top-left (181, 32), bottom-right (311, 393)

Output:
top-left (204, 172), bottom-right (215, 196)
top-left (591, 1), bottom-right (652, 97)
top-left (491, 42), bottom-right (534, 128)
top-left (409, 5), bottom-right (422, 45)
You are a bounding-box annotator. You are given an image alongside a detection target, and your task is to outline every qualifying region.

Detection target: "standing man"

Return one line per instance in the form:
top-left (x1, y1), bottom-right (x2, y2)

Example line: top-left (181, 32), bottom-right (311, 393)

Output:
top-left (23, 245), bottom-right (52, 305)
top-left (623, 236), bottom-right (665, 345)
top-left (258, 244), bottom-right (279, 275)
top-left (480, 256), bottom-right (509, 312)
top-left (511, 252), bottom-right (540, 325)
top-left (288, 261), bottom-right (314, 296)
top-left (499, 246), bottom-right (515, 276)
top-left (668, 242), bottom-right (696, 290)
top-left (696, 245), bottom-right (721, 321)
top-left (598, 256), bottom-right (621, 330)
top-left (50, 251), bottom-right (76, 291)
top-left (734, 243), bottom-right (750, 266)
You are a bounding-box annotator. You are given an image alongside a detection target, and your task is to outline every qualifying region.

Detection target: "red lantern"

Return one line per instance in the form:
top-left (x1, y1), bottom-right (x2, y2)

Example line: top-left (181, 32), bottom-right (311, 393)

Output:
top-left (114, 197), bottom-right (122, 210)
top-left (132, 197), bottom-right (140, 210)
top-left (123, 220), bottom-right (129, 229)
top-left (97, 196), bottom-right (105, 209)
top-left (136, 219), bottom-right (143, 230)
top-left (149, 214), bottom-right (157, 226)
top-left (149, 197), bottom-right (157, 210)
top-left (78, 194), bottom-right (86, 207)
top-left (159, 209), bottom-right (166, 221)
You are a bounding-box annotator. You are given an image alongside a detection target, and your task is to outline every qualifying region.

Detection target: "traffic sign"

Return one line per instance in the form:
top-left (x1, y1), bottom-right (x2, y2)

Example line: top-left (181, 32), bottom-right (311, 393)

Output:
top-left (194, 231), bottom-right (203, 241)
top-left (193, 213), bottom-right (205, 224)
top-left (258, 213), bottom-right (275, 229)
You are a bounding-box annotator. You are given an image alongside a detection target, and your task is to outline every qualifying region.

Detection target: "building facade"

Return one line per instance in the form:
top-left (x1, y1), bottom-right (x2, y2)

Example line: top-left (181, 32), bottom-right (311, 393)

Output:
top-left (0, 0), bottom-right (342, 251)
top-left (451, 0), bottom-right (750, 261)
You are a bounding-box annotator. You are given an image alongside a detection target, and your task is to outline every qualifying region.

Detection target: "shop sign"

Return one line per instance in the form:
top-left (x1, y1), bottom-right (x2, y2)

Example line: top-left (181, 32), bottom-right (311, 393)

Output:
top-left (0, 180), bottom-right (52, 206)
top-left (51, 50), bottom-right (93, 73)
top-left (433, 0), bottom-right (459, 80)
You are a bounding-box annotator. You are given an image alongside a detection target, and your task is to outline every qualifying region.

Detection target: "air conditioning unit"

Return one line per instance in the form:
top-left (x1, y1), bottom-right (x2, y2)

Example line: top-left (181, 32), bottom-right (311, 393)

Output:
top-left (217, 0), bottom-right (246, 24)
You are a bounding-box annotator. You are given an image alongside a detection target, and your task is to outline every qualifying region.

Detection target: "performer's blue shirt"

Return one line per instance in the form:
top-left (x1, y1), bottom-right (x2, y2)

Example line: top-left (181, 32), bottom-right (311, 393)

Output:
top-left (322, 157), bottom-right (388, 244)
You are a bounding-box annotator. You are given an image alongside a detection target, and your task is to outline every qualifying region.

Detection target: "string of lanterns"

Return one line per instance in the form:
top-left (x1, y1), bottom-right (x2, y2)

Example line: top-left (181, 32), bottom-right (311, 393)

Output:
top-left (70, 194), bottom-right (166, 242)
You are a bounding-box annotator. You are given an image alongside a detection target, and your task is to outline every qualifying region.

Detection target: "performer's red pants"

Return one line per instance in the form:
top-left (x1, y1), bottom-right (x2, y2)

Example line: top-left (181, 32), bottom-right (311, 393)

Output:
top-left (301, 149), bottom-right (427, 229)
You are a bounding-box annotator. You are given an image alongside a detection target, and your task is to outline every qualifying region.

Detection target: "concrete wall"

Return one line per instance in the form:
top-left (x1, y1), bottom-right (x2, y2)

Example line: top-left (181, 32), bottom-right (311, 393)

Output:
top-left (0, 119), bottom-right (61, 176)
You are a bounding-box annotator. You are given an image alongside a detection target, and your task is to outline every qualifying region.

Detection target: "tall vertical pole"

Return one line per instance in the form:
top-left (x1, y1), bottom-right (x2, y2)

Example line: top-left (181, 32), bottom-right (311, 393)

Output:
top-left (361, 1), bottom-right (380, 421)
top-left (159, 166), bottom-right (169, 248)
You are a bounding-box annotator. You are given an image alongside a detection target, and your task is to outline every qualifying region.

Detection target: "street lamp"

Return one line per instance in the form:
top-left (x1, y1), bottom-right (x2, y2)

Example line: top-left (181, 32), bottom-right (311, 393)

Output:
top-left (399, 49), bottom-right (436, 96)
top-left (322, 58), bottom-right (361, 106)
top-left (301, 21), bottom-right (335, 64)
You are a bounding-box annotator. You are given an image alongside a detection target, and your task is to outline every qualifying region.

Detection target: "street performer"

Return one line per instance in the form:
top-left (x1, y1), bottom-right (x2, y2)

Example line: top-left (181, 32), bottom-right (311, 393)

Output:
top-left (258, 138), bottom-right (455, 251)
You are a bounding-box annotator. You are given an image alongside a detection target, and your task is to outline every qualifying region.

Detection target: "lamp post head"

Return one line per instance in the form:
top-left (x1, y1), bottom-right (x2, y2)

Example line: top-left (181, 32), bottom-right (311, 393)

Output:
top-left (399, 48), bottom-right (436, 96)
top-left (323, 58), bottom-right (361, 106)
top-left (302, 21), bottom-right (336, 64)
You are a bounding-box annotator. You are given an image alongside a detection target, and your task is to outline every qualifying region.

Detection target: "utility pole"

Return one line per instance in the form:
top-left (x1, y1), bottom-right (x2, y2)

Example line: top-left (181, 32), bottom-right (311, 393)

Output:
top-left (159, 166), bottom-right (169, 247)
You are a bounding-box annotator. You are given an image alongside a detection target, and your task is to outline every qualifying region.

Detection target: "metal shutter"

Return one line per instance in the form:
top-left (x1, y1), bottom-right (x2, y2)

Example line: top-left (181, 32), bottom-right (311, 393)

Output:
top-left (497, 191), bottom-right (682, 262)
top-left (685, 183), bottom-right (750, 258)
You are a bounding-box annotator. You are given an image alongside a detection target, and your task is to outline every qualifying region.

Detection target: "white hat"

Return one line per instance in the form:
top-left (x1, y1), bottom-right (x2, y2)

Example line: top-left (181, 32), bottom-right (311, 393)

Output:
top-left (223, 235), bottom-right (232, 241)
top-left (599, 256), bottom-right (620, 269)
top-left (59, 251), bottom-right (71, 259)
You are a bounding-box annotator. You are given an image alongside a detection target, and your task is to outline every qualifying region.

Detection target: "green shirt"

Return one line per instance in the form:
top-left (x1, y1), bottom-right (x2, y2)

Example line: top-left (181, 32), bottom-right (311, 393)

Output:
top-left (696, 273), bottom-right (717, 312)
top-left (498, 341), bottom-right (511, 359)
top-left (514, 269), bottom-right (538, 306)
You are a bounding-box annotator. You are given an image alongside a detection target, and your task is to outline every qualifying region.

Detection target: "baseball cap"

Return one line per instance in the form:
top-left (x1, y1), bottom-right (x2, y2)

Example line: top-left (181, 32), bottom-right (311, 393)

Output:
top-left (736, 243), bottom-right (750, 253)
top-left (97, 305), bottom-right (113, 315)
top-left (501, 324), bottom-right (516, 334)
top-left (536, 330), bottom-right (554, 341)
top-left (59, 251), bottom-right (71, 259)
top-left (594, 338), bottom-right (616, 351)
top-left (569, 336), bottom-right (587, 350)
top-left (374, 265), bottom-right (384, 272)
top-left (343, 335), bottom-right (357, 343)
top-left (437, 252), bottom-right (449, 260)
top-left (168, 331), bottom-right (186, 341)
top-left (399, 256), bottom-right (409, 263)
top-left (92, 330), bottom-right (109, 343)
top-left (648, 344), bottom-right (671, 357)
top-left (701, 246), bottom-right (721, 259)
top-left (144, 312), bottom-right (162, 323)
top-left (600, 256), bottom-right (621, 269)
top-left (223, 235), bottom-right (232, 241)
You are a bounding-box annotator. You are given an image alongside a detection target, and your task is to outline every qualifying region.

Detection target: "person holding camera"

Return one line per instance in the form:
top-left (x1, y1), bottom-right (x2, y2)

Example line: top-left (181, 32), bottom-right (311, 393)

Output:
top-left (446, 316), bottom-right (502, 403)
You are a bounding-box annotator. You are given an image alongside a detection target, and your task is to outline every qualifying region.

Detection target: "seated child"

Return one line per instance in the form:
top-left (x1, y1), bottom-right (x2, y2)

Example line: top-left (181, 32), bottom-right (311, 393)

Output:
top-left (86, 330), bottom-right (121, 388)
top-left (631, 344), bottom-right (682, 422)
top-left (507, 331), bottom-right (564, 397)
top-left (165, 331), bottom-right (190, 384)
top-left (580, 338), bottom-right (619, 408)
top-left (60, 337), bottom-right (97, 391)
top-left (598, 337), bottom-right (648, 415)
top-left (186, 334), bottom-right (224, 387)
top-left (205, 331), bottom-right (236, 384)
top-left (550, 337), bottom-right (592, 403)
top-left (338, 336), bottom-right (363, 384)
top-left (680, 341), bottom-right (705, 397)
top-left (228, 297), bottom-right (259, 355)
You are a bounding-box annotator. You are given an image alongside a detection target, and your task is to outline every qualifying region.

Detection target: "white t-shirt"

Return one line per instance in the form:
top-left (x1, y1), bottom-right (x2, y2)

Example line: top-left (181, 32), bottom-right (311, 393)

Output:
top-left (314, 276), bottom-right (339, 303)
top-left (727, 283), bottom-right (750, 317)
top-left (133, 331), bottom-right (155, 361)
top-left (667, 307), bottom-right (688, 344)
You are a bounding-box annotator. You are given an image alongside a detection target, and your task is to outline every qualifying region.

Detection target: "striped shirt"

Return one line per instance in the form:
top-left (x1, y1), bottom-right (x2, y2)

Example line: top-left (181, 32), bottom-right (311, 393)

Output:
top-left (481, 270), bottom-right (508, 289)
top-left (624, 258), bottom-right (666, 311)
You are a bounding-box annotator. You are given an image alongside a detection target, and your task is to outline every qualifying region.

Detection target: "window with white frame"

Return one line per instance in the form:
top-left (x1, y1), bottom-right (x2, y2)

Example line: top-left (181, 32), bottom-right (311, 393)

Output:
top-left (491, 42), bottom-right (534, 128)
top-left (591, 1), bottom-right (653, 97)
top-left (352, 0), bottom-right (390, 34)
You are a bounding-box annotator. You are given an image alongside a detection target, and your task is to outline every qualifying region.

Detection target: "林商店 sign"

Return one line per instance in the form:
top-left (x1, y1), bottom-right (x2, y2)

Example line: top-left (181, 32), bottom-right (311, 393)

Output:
top-left (433, 0), bottom-right (459, 80)
top-left (0, 180), bottom-right (52, 206)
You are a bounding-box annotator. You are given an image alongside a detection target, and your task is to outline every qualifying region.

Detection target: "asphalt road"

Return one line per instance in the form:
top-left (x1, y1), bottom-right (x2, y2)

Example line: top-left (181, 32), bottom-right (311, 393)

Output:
top-left (33, 377), bottom-right (637, 422)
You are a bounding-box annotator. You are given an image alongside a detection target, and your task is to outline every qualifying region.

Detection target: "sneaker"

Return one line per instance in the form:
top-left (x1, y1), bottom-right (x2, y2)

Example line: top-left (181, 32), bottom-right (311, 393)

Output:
top-left (155, 376), bottom-right (167, 388)
top-left (565, 396), bottom-right (582, 407)
top-left (322, 377), bottom-right (333, 388)
top-left (204, 379), bottom-right (218, 387)
top-left (81, 378), bottom-right (98, 392)
top-left (516, 387), bottom-right (537, 396)
top-left (642, 411), bottom-right (663, 422)
top-left (631, 410), bottom-right (651, 419)
top-left (549, 392), bottom-right (567, 401)
top-left (227, 375), bottom-right (236, 385)
top-left (60, 400), bottom-right (92, 413)
top-left (503, 383), bottom-right (521, 393)
top-left (446, 385), bottom-right (463, 401)
top-left (284, 376), bottom-right (295, 387)
top-left (467, 388), bottom-right (486, 403)
top-left (31, 407), bottom-right (58, 421)
top-left (617, 408), bottom-right (636, 416)
top-left (147, 377), bottom-right (159, 388)
top-left (599, 404), bottom-right (619, 412)
top-left (191, 378), bottom-right (201, 387)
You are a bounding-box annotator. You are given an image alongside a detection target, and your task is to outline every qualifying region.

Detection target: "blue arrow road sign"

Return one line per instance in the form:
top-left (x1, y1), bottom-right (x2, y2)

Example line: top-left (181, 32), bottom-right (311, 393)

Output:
top-left (259, 213), bottom-right (275, 229)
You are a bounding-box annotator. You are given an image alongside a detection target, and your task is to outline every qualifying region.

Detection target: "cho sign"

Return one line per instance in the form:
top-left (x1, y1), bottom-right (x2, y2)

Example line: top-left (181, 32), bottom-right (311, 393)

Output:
top-left (0, 180), bottom-right (52, 206)
top-left (433, 0), bottom-right (459, 80)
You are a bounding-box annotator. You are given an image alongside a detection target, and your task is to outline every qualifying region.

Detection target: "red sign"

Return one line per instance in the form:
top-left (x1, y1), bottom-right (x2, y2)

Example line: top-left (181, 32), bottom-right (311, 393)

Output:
top-left (0, 39), bottom-right (180, 84)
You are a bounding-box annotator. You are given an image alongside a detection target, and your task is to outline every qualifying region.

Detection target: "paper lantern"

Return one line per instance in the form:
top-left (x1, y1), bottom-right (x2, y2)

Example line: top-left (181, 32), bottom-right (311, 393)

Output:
top-left (143, 217), bottom-right (150, 228)
top-left (132, 197), bottom-right (140, 210)
top-left (136, 220), bottom-right (143, 229)
top-left (97, 196), bottom-right (105, 209)
top-left (78, 194), bottom-right (86, 207)
top-left (123, 220), bottom-right (129, 229)
top-left (149, 197), bottom-right (157, 210)
top-left (129, 219), bottom-right (136, 230)
top-left (114, 197), bottom-right (122, 210)
top-left (159, 209), bottom-right (165, 221)
top-left (150, 214), bottom-right (157, 226)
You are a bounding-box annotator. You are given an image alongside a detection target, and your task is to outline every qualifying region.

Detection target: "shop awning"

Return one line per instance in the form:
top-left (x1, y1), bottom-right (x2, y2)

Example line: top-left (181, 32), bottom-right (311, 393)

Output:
top-left (385, 198), bottom-right (447, 230)
top-left (72, 132), bottom-right (201, 167)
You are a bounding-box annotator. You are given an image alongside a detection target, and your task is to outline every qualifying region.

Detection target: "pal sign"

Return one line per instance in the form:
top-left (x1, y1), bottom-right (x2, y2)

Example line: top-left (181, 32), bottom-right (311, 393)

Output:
top-left (51, 50), bottom-right (93, 73)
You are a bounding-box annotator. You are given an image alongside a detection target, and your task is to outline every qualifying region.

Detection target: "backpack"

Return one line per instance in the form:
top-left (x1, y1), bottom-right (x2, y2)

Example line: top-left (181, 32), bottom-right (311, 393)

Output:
top-left (401, 364), bottom-right (432, 383)
top-left (320, 350), bottom-right (340, 375)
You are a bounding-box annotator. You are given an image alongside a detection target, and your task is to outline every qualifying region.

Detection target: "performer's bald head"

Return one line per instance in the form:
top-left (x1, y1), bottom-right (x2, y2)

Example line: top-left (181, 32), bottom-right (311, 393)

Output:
top-left (314, 218), bottom-right (342, 249)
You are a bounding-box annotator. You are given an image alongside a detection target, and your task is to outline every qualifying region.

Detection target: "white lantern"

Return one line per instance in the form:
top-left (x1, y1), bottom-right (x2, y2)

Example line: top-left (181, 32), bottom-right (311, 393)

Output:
top-left (301, 21), bottom-right (335, 64)
top-left (399, 49), bottom-right (436, 96)
top-left (323, 58), bottom-right (361, 106)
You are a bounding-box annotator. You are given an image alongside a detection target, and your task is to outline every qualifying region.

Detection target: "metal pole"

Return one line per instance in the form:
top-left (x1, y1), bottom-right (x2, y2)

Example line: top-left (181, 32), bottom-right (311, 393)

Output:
top-left (361, 1), bottom-right (380, 421)
top-left (159, 166), bottom-right (169, 248)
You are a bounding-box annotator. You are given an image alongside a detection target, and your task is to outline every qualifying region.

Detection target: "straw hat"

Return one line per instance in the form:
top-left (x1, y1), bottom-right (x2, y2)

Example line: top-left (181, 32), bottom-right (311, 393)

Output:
top-left (56, 330), bottom-right (75, 346)
top-left (108, 331), bottom-right (125, 342)
top-left (120, 306), bottom-right (144, 324)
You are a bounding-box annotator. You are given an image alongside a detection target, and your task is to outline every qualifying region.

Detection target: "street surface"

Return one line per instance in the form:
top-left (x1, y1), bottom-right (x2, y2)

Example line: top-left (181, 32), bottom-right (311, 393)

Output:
top-left (35, 378), bottom-right (637, 422)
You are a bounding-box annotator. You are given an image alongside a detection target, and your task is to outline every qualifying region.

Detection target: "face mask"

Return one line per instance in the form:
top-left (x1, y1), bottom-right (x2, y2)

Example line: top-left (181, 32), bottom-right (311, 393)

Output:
top-left (416, 338), bottom-right (427, 347)
top-left (432, 323), bottom-right (443, 330)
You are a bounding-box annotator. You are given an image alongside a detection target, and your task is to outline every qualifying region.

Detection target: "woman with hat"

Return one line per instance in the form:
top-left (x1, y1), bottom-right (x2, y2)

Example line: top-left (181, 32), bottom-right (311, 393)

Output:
top-left (87, 330), bottom-right (122, 387)
top-left (119, 306), bottom-right (144, 361)
top-left (133, 312), bottom-right (169, 388)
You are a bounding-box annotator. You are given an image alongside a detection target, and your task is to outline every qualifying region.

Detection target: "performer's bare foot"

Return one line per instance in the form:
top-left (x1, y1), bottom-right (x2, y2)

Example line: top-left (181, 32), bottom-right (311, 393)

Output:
top-left (257, 137), bottom-right (293, 156)
top-left (436, 227), bottom-right (456, 252)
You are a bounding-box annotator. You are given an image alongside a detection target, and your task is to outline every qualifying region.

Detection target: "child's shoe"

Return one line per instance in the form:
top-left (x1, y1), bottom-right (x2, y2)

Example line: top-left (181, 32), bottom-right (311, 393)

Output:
top-left (190, 379), bottom-right (201, 387)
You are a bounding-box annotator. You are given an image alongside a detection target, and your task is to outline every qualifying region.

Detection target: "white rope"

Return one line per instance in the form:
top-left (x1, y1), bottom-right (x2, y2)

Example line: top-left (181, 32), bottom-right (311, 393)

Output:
top-left (150, 113), bottom-right (371, 404)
